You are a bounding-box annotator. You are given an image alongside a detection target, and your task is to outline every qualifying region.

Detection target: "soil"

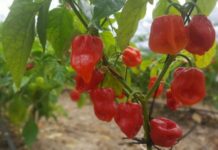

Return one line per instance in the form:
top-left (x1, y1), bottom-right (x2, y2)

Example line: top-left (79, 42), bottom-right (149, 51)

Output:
top-left (1, 93), bottom-right (218, 150)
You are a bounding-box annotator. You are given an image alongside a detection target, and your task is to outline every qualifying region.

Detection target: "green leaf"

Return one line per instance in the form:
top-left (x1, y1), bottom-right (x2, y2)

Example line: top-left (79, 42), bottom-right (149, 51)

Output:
top-left (100, 31), bottom-right (116, 56)
top-left (186, 0), bottom-right (217, 16)
top-left (152, 0), bottom-right (180, 18)
top-left (194, 42), bottom-right (216, 68)
top-left (47, 7), bottom-right (75, 57)
top-left (8, 98), bottom-right (28, 125)
top-left (2, 0), bottom-right (43, 86)
top-left (117, 0), bottom-right (147, 50)
top-left (22, 119), bottom-right (38, 146)
top-left (92, 0), bottom-right (125, 22)
top-left (37, 0), bottom-right (52, 51)
top-left (103, 72), bottom-right (123, 96)
top-left (140, 59), bottom-right (152, 71)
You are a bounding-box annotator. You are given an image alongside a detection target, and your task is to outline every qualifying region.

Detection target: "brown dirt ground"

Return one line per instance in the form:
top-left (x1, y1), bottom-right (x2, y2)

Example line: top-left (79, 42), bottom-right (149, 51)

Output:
top-left (1, 93), bottom-right (218, 150)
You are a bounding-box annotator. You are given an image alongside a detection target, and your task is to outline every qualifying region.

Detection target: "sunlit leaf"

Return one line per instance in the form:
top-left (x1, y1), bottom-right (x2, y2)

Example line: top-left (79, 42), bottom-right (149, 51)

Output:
top-left (186, 0), bottom-right (217, 16)
top-left (117, 0), bottom-right (147, 50)
top-left (194, 43), bottom-right (216, 68)
top-left (2, 0), bottom-right (43, 86)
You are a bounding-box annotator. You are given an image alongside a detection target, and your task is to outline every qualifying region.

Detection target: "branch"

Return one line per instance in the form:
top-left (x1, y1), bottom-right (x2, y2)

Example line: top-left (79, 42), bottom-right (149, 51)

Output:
top-left (67, 0), bottom-right (88, 30)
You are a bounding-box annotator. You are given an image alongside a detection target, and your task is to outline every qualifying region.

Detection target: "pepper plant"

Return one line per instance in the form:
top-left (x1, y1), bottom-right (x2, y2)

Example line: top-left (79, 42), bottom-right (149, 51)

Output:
top-left (1, 0), bottom-right (217, 149)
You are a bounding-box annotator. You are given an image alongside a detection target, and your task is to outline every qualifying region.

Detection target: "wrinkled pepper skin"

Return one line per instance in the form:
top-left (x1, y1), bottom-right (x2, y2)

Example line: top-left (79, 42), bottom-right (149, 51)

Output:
top-left (166, 89), bottom-right (182, 111)
top-left (185, 15), bottom-right (215, 55)
top-left (90, 88), bottom-right (116, 122)
top-left (148, 76), bottom-right (164, 97)
top-left (149, 15), bottom-right (188, 55)
top-left (171, 67), bottom-right (206, 106)
top-left (150, 117), bottom-right (182, 147)
top-left (122, 46), bottom-right (142, 67)
top-left (114, 102), bottom-right (143, 139)
top-left (71, 35), bottom-right (103, 83)
top-left (74, 69), bottom-right (104, 93)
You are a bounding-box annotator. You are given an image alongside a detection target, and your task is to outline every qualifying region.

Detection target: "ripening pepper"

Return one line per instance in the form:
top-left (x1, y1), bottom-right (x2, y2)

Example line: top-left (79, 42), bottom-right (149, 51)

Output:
top-left (122, 46), bottom-right (142, 67)
top-left (166, 89), bottom-right (182, 111)
top-left (114, 102), bottom-right (143, 138)
top-left (90, 88), bottom-right (116, 122)
top-left (148, 76), bottom-right (164, 97)
top-left (150, 117), bottom-right (182, 147)
top-left (149, 15), bottom-right (188, 55)
top-left (74, 69), bottom-right (104, 93)
top-left (185, 15), bottom-right (215, 55)
top-left (26, 63), bottom-right (34, 71)
top-left (70, 89), bottom-right (81, 102)
top-left (171, 67), bottom-right (206, 106)
top-left (71, 35), bottom-right (103, 83)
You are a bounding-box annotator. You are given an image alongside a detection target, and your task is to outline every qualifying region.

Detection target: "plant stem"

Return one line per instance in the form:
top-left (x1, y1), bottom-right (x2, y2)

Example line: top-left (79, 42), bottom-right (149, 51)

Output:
top-left (176, 54), bottom-right (193, 67)
top-left (67, 0), bottom-right (88, 30)
top-left (141, 100), bottom-right (153, 150)
top-left (148, 91), bottom-right (158, 120)
top-left (108, 66), bottom-right (133, 93)
top-left (141, 55), bottom-right (175, 150)
top-left (144, 55), bottom-right (175, 102)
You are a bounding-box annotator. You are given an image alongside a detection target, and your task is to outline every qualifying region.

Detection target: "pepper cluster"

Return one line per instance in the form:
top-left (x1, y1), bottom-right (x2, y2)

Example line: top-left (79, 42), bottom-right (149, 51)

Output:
top-left (68, 10), bottom-right (215, 149)
top-left (69, 34), bottom-right (144, 139)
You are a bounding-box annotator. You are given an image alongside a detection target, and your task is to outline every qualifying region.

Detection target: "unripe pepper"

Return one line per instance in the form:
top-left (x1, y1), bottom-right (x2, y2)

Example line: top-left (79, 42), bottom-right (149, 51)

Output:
top-left (148, 76), bottom-right (164, 97)
top-left (90, 88), bottom-right (116, 122)
top-left (149, 15), bottom-right (188, 55)
top-left (185, 15), bottom-right (215, 55)
top-left (150, 117), bottom-right (182, 147)
top-left (71, 35), bottom-right (103, 83)
top-left (114, 102), bottom-right (143, 138)
top-left (171, 67), bottom-right (206, 105)
top-left (122, 46), bottom-right (142, 67)
top-left (70, 89), bottom-right (81, 102)
top-left (74, 69), bottom-right (104, 92)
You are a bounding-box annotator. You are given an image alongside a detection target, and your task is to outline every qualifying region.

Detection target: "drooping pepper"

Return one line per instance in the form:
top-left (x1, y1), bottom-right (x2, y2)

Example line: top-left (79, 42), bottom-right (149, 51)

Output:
top-left (74, 69), bottom-right (104, 93)
top-left (70, 89), bottom-right (81, 102)
top-left (185, 15), bottom-right (215, 55)
top-left (171, 67), bottom-right (206, 106)
top-left (149, 15), bottom-right (188, 55)
top-left (122, 46), bottom-right (142, 67)
top-left (150, 117), bottom-right (182, 147)
top-left (148, 76), bottom-right (164, 97)
top-left (90, 88), bottom-right (116, 122)
top-left (114, 102), bottom-right (143, 138)
top-left (71, 35), bottom-right (103, 83)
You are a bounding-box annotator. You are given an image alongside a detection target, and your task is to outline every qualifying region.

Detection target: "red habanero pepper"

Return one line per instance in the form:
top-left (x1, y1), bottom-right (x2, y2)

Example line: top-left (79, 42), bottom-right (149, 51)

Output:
top-left (150, 117), bottom-right (182, 147)
top-left (185, 15), bottom-right (215, 55)
top-left (71, 35), bottom-right (103, 83)
top-left (148, 76), bottom-right (164, 97)
top-left (166, 89), bottom-right (182, 111)
top-left (70, 89), bottom-right (81, 102)
top-left (114, 102), bottom-right (143, 139)
top-left (171, 67), bottom-right (206, 106)
top-left (149, 15), bottom-right (188, 55)
top-left (122, 46), bottom-right (142, 67)
top-left (74, 69), bottom-right (104, 93)
top-left (90, 88), bottom-right (116, 122)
